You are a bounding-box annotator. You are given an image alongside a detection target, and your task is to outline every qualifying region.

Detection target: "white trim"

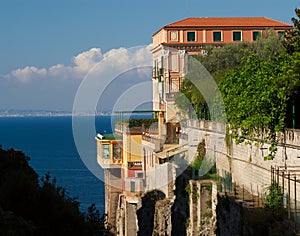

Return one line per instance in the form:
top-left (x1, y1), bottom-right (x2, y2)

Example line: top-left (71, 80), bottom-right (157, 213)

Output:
top-left (180, 30), bottom-right (183, 42)
top-left (203, 30), bottom-right (206, 43)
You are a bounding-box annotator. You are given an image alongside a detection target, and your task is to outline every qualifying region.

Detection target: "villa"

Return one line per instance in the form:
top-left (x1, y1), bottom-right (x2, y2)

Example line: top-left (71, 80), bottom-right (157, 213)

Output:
top-left (96, 17), bottom-right (292, 234)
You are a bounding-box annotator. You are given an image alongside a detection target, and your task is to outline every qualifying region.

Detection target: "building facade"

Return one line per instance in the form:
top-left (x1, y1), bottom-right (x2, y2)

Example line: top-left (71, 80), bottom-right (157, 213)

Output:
top-left (152, 17), bottom-right (291, 122)
top-left (96, 17), bottom-right (292, 234)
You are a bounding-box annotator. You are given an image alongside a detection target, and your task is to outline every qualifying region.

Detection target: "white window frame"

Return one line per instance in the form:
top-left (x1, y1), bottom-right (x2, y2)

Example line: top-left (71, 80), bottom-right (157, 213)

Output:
top-left (213, 30), bottom-right (223, 42)
top-left (232, 31), bottom-right (243, 41)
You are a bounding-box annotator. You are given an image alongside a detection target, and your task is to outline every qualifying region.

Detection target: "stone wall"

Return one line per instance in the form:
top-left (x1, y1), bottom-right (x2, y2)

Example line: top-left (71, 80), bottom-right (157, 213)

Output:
top-left (152, 200), bottom-right (172, 236)
top-left (186, 180), bottom-right (218, 236)
top-left (181, 120), bottom-right (300, 206)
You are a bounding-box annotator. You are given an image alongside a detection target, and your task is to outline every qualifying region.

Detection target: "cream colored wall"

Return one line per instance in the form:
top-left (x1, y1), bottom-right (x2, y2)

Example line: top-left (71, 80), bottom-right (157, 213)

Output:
top-left (122, 133), bottom-right (143, 168)
top-left (153, 29), bottom-right (167, 47)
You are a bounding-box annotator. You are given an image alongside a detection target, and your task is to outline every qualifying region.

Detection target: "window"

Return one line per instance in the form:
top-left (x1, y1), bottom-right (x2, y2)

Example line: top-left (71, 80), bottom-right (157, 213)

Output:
top-left (278, 31), bottom-right (286, 38)
top-left (170, 31), bottom-right (178, 41)
top-left (213, 31), bottom-right (222, 42)
top-left (130, 181), bottom-right (135, 193)
top-left (102, 144), bottom-right (110, 159)
top-left (187, 31), bottom-right (196, 41)
top-left (252, 31), bottom-right (261, 41)
top-left (233, 31), bottom-right (242, 41)
top-left (113, 143), bottom-right (122, 160)
top-left (171, 78), bottom-right (179, 92)
top-left (136, 172), bottom-right (144, 178)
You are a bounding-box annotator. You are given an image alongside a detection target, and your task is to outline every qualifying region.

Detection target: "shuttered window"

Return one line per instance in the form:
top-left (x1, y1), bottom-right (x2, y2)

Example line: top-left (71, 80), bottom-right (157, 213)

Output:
top-left (187, 32), bottom-right (196, 41)
top-left (253, 31), bottom-right (260, 41)
top-left (233, 31), bottom-right (242, 41)
top-left (213, 31), bottom-right (222, 42)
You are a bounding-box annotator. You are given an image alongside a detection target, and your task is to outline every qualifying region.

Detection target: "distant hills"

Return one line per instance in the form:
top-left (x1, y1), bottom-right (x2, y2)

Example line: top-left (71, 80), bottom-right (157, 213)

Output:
top-left (0, 109), bottom-right (112, 117)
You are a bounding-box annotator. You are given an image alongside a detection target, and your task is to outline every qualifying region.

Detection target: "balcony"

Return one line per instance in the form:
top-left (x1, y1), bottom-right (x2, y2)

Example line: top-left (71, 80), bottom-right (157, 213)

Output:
top-left (128, 161), bottom-right (142, 169)
top-left (124, 177), bottom-right (145, 200)
top-left (142, 135), bottom-right (163, 152)
top-left (114, 117), bottom-right (158, 135)
top-left (96, 135), bottom-right (123, 169)
top-left (156, 144), bottom-right (188, 161)
top-left (165, 92), bottom-right (176, 101)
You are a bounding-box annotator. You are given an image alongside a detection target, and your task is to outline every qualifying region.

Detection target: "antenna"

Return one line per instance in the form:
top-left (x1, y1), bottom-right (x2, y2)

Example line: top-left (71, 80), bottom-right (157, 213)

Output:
top-left (186, 0), bottom-right (189, 16)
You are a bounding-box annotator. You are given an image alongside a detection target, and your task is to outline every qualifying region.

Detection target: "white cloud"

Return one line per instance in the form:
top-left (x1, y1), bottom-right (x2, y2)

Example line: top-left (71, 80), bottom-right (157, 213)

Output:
top-left (73, 48), bottom-right (103, 73)
top-left (8, 66), bottom-right (47, 83)
top-left (4, 45), bottom-right (152, 83)
top-left (0, 45), bottom-right (153, 111)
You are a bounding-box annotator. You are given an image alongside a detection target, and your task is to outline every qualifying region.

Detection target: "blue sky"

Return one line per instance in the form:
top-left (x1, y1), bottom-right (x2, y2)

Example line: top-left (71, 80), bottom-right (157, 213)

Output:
top-left (0, 0), bottom-right (299, 111)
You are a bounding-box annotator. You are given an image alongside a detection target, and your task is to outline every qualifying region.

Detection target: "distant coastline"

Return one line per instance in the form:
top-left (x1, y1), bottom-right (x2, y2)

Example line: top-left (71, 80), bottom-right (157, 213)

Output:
top-left (0, 109), bottom-right (112, 117)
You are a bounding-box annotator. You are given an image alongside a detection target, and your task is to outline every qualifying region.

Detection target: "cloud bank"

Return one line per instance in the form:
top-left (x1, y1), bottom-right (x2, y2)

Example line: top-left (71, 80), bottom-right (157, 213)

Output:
top-left (1, 45), bottom-right (153, 111)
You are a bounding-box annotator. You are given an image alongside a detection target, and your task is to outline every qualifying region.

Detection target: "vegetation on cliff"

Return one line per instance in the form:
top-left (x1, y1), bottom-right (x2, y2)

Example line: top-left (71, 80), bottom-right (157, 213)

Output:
top-left (0, 146), bottom-right (110, 236)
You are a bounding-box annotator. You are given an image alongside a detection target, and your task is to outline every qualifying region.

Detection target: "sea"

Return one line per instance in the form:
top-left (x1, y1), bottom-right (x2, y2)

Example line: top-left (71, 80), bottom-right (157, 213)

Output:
top-left (0, 116), bottom-right (113, 214)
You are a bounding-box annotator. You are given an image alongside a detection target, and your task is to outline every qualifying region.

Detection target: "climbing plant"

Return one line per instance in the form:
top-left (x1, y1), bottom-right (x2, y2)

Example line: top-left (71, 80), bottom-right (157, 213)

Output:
top-left (220, 53), bottom-right (288, 159)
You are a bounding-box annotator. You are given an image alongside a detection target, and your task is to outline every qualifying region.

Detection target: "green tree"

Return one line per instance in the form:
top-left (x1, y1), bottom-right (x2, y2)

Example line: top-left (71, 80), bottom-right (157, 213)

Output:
top-left (284, 8), bottom-right (300, 55)
top-left (0, 146), bottom-right (108, 236)
top-left (283, 8), bottom-right (300, 128)
top-left (175, 33), bottom-right (284, 121)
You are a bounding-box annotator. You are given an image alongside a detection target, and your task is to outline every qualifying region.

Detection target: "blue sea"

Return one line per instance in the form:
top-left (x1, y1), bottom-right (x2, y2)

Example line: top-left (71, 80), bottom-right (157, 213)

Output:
top-left (0, 116), bottom-right (113, 214)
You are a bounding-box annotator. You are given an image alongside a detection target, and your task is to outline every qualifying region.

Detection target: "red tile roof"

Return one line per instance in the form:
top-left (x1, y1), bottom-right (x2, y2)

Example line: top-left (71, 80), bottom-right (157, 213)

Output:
top-left (165, 17), bottom-right (291, 28)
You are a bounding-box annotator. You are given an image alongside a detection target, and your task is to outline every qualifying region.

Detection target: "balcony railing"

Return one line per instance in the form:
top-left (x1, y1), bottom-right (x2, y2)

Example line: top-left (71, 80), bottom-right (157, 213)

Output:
top-left (128, 161), bottom-right (142, 169)
top-left (114, 118), bottom-right (158, 135)
top-left (165, 92), bottom-right (176, 101)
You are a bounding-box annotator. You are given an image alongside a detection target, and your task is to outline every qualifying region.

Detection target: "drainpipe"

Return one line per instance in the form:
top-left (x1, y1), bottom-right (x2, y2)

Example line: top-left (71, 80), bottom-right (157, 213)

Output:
top-left (292, 100), bottom-right (296, 129)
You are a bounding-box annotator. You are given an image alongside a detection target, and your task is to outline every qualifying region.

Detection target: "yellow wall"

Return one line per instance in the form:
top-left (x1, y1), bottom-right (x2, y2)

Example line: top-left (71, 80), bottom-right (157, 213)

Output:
top-left (122, 133), bottom-right (143, 168)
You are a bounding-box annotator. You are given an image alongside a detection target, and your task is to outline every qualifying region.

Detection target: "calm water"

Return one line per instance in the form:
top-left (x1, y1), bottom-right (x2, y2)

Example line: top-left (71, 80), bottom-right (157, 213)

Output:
top-left (0, 116), bottom-right (113, 214)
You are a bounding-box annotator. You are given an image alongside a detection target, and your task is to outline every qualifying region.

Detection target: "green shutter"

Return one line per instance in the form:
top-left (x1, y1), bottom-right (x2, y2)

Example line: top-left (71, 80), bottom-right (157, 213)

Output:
top-left (233, 32), bottom-right (242, 41)
top-left (187, 32), bottom-right (196, 41)
top-left (253, 31), bottom-right (260, 41)
top-left (213, 32), bottom-right (221, 42)
top-left (130, 181), bottom-right (135, 193)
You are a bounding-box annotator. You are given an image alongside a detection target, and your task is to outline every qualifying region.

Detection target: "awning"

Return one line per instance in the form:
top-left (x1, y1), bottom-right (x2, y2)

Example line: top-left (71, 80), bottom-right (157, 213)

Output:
top-left (156, 144), bottom-right (188, 159)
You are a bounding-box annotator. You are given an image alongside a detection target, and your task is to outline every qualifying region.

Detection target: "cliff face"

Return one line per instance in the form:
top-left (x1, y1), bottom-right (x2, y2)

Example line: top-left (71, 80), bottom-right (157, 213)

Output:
top-left (186, 180), bottom-right (218, 236)
top-left (115, 174), bottom-right (218, 236)
top-left (152, 200), bottom-right (172, 236)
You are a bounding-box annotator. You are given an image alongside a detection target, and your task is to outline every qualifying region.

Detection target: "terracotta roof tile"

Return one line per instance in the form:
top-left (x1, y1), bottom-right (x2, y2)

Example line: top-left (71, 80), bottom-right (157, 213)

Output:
top-left (165, 17), bottom-right (291, 28)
